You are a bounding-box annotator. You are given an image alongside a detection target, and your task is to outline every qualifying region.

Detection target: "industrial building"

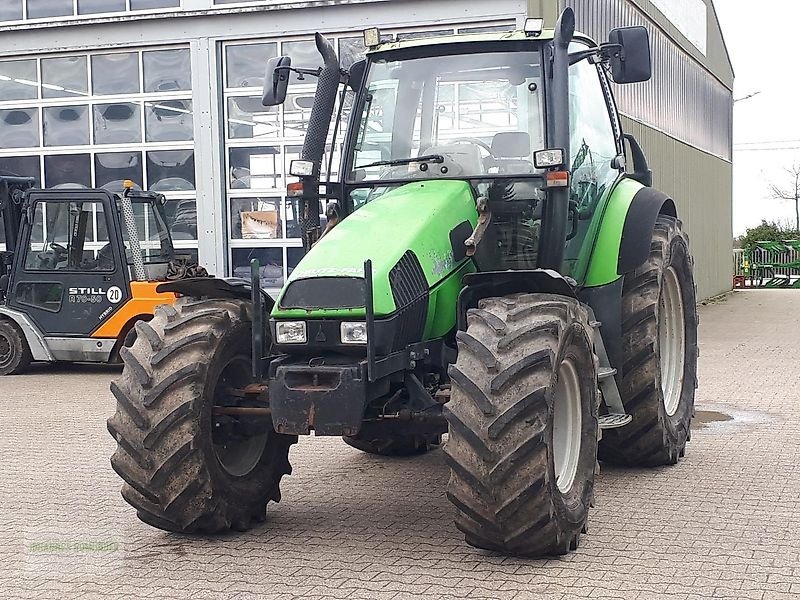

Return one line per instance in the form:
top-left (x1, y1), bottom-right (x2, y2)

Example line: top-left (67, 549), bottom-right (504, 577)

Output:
top-left (0, 0), bottom-right (732, 299)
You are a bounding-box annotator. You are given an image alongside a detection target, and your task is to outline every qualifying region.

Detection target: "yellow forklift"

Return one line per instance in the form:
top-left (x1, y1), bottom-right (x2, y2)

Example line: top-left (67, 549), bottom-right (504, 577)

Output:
top-left (0, 176), bottom-right (200, 375)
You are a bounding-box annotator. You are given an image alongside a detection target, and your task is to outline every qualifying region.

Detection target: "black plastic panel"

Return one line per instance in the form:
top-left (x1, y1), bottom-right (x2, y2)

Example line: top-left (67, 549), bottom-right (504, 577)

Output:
top-left (388, 251), bottom-right (428, 348)
top-left (281, 276), bottom-right (365, 310)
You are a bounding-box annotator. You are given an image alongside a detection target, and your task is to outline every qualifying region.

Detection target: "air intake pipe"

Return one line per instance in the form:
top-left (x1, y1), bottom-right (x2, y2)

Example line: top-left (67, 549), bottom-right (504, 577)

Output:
top-left (298, 33), bottom-right (342, 250)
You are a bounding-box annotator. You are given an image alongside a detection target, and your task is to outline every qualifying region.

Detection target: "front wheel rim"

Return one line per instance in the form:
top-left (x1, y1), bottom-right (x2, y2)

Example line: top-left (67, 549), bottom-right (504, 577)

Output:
top-left (553, 358), bottom-right (582, 493)
top-left (212, 356), bottom-right (269, 477)
top-left (659, 267), bottom-right (686, 416)
top-left (0, 332), bottom-right (12, 367)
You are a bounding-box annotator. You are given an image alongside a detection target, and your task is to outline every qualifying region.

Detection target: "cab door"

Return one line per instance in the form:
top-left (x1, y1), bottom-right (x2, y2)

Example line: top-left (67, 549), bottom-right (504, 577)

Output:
top-left (562, 41), bottom-right (626, 282)
top-left (8, 189), bottom-right (130, 336)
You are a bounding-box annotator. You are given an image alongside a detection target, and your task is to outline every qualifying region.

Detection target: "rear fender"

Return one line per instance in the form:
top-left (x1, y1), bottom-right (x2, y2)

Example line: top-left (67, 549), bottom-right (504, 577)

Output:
top-left (585, 180), bottom-right (676, 287)
top-left (0, 307), bottom-right (52, 361)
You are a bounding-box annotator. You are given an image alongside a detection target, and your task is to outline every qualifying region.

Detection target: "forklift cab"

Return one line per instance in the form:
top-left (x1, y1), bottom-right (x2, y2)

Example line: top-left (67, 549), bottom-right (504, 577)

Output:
top-left (2, 187), bottom-right (175, 349)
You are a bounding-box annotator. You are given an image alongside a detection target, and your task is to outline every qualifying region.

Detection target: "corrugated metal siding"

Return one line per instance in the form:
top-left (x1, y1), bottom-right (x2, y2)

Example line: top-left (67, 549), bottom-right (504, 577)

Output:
top-left (565, 0), bottom-right (732, 161)
top-left (622, 116), bottom-right (732, 299)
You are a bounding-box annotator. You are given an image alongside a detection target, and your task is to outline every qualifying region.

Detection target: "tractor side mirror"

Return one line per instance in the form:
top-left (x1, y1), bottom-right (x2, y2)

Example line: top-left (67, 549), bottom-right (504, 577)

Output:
top-left (262, 56), bottom-right (292, 106)
top-left (607, 26), bottom-right (651, 84)
top-left (348, 60), bottom-right (367, 92)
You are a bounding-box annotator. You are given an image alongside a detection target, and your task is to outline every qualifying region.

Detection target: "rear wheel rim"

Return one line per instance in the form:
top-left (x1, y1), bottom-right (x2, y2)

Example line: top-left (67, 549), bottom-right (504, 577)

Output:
top-left (553, 358), bottom-right (582, 493)
top-left (659, 267), bottom-right (686, 416)
top-left (212, 356), bottom-right (269, 477)
top-left (0, 332), bottom-right (12, 367)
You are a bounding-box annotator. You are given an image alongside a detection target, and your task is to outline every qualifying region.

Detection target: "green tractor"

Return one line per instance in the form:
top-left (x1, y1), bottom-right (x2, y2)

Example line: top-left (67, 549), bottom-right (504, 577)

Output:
top-left (108, 8), bottom-right (697, 555)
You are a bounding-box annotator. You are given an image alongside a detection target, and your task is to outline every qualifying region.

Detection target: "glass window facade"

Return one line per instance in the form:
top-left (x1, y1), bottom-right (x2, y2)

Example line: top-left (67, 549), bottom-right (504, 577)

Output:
top-left (0, 0), bottom-right (180, 22)
top-left (0, 15), bottom-right (516, 271)
top-left (0, 46), bottom-right (196, 255)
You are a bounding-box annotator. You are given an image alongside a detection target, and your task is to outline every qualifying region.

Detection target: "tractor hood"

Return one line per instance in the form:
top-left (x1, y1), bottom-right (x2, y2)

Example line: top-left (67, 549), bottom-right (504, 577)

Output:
top-left (272, 180), bottom-right (478, 319)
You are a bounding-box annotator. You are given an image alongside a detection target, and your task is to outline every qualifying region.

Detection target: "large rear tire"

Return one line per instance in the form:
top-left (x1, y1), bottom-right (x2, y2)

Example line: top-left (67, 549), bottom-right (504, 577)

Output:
top-left (108, 297), bottom-right (296, 533)
top-left (0, 319), bottom-right (32, 376)
top-left (444, 294), bottom-right (598, 556)
top-left (599, 215), bottom-right (698, 466)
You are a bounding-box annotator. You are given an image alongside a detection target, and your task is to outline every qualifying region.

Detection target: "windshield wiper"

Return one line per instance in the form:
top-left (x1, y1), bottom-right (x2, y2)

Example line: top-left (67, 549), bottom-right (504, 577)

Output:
top-left (356, 154), bottom-right (445, 170)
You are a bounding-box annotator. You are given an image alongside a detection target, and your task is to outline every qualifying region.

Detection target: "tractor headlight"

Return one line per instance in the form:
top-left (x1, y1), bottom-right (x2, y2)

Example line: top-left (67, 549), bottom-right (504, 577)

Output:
top-left (275, 321), bottom-right (307, 344)
top-left (340, 322), bottom-right (368, 345)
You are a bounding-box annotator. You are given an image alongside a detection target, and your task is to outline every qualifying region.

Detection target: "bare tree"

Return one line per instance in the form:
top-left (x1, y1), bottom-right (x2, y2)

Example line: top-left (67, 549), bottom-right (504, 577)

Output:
top-left (770, 164), bottom-right (800, 232)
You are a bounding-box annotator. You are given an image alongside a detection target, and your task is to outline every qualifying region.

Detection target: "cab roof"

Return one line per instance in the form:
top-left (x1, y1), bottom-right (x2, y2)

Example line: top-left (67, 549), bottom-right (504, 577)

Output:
top-left (367, 29), bottom-right (559, 55)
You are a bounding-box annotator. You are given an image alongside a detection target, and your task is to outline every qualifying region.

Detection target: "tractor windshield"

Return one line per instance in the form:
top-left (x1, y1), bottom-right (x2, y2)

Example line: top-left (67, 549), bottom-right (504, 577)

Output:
top-left (349, 48), bottom-right (545, 183)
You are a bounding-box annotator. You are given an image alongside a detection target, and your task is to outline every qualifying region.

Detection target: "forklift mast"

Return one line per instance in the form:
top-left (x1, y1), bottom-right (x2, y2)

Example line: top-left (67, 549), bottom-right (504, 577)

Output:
top-left (0, 175), bottom-right (34, 253)
top-left (0, 175), bottom-right (34, 297)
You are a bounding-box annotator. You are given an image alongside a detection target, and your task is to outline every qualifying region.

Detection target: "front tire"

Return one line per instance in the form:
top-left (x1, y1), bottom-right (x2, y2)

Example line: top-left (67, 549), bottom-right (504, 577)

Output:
top-left (599, 215), bottom-right (698, 466)
top-left (108, 297), bottom-right (296, 533)
top-left (0, 319), bottom-right (32, 376)
top-left (444, 294), bottom-right (598, 556)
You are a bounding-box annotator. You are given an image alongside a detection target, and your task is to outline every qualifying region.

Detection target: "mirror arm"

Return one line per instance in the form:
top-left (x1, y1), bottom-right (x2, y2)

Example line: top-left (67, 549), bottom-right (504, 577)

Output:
top-left (274, 65), bottom-right (323, 80)
top-left (568, 48), bottom-right (598, 66)
top-left (568, 43), bottom-right (623, 67)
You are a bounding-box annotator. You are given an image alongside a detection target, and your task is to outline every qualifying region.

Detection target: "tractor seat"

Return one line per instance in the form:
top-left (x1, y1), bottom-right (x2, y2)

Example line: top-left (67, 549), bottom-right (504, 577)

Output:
top-left (489, 132), bottom-right (541, 205)
top-left (420, 143), bottom-right (484, 177)
top-left (491, 131), bottom-right (534, 174)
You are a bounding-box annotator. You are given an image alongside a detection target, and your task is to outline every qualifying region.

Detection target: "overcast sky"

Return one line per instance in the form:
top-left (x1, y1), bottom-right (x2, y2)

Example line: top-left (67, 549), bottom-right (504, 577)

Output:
top-left (714, 1), bottom-right (800, 234)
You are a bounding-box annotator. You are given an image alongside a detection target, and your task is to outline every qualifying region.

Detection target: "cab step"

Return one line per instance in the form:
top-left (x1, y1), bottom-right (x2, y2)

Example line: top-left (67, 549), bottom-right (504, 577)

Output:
top-left (598, 413), bottom-right (632, 429)
top-left (598, 367), bottom-right (617, 380)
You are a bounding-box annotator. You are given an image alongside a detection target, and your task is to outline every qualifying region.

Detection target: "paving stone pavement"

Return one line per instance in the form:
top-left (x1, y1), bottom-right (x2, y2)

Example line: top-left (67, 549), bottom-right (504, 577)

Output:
top-left (1, 289), bottom-right (799, 599)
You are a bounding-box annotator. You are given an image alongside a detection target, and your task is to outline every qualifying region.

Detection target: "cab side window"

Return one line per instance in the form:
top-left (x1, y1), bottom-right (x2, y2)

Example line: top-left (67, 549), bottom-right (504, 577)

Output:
top-left (563, 48), bottom-right (622, 275)
top-left (567, 53), bottom-right (620, 217)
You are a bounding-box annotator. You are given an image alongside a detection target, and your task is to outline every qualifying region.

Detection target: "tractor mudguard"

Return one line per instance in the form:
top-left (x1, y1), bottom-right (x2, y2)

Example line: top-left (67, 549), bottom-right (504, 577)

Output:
top-left (618, 187), bottom-right (676, 274)
top-left (268, 356), bottom-right (390, 436)
top-left (585, 179), bottom-right (676, 287)
top-left (157, 277), bottom-right (275, 311)
top-left (456, 269), bottom-right (576, 331)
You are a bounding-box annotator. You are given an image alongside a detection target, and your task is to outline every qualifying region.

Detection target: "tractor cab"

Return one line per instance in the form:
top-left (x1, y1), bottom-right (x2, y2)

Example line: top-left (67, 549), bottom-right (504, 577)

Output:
top-left (346, 40), bottom-right (547, 272)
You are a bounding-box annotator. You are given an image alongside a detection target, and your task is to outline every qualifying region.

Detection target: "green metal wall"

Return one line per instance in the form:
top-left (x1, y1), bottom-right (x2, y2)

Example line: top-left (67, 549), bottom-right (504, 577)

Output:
top-left (622, 116), bottom-right (733, 299)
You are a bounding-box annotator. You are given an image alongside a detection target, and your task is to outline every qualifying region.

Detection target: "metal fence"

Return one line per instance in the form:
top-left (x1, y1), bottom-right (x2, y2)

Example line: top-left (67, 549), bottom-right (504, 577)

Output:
top-left (733, 241), bottom-right (800, 288)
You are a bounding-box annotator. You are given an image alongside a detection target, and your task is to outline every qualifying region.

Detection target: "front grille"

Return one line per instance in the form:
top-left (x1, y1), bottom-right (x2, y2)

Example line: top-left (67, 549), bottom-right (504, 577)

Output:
top-left (280, 277), bottom-right (365, 309)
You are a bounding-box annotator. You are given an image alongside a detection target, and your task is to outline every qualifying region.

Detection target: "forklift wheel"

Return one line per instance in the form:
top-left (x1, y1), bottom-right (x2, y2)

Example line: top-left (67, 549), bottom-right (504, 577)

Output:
top-left (0, 319), bottom-right (32, 376)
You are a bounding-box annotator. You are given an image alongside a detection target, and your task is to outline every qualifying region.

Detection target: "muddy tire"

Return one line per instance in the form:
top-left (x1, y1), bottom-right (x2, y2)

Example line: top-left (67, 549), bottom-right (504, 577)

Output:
top-left (599, 215), bottom-right (698, 466)
top-left (343, 433), bottom-right (440, 456)
top-left (444, 294), bottom-right (598, 556)
top-left (0, 319), bottom-right (32, 376)
top-left (107, 297), bottom-right (296, 533)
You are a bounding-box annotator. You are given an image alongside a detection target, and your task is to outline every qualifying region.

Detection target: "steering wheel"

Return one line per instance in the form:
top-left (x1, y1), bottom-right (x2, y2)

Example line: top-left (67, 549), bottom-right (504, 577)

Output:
top-left (447, 137), bottom-right (494, 157)
top-left (36, 242), bottom-right (69, 269)
top-left (50, 242), bottom-right (68, 255)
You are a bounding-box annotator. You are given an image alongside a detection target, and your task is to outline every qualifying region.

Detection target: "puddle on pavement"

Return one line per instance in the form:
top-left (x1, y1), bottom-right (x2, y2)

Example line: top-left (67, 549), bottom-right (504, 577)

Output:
top-left (692, 404), bottom-right (776, 432)
top-left (694, 410), bottom-right (733, 427)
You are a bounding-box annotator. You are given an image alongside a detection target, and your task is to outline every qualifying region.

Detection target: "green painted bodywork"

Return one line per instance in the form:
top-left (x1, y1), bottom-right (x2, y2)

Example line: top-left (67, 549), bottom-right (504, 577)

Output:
top-left (272, 180), bottom-right (478, 338)
top-left (583, 177), bottom-right (645, 287)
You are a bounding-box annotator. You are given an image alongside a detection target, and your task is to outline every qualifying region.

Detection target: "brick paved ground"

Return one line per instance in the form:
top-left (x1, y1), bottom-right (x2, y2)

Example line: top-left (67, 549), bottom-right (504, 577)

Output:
top-left (1, 289), bottom-right (799, 599)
